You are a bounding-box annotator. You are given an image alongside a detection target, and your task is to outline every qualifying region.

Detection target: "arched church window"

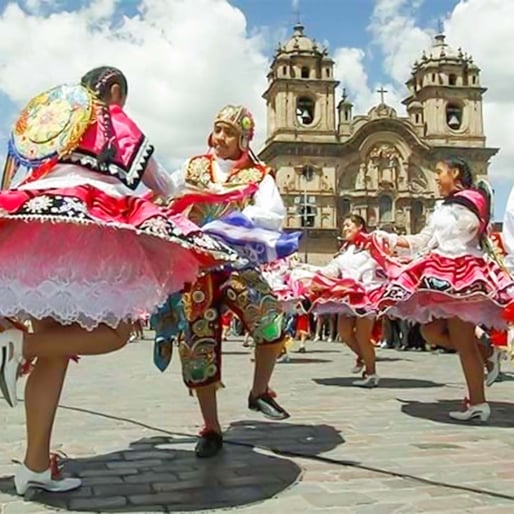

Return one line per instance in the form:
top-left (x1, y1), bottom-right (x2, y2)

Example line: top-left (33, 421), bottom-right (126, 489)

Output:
top-left (325, 68), bottom-right (330, 78)
top-left (301, 66), bottom-right (310, 79)
top-left (446, 102), bottom-right (463, 130)
top-left (301, 165), bottom-right (315, 181)
top-left (340, 198), bottom-right (351, 216)
top-left (282, 66), bottom-right (287, 76)
top-left (449, 73), bottom-right (457, 86)
top-left (296, 96), bottom-right (315, 125)
top-left (379, 195), bottom-right (393, 223)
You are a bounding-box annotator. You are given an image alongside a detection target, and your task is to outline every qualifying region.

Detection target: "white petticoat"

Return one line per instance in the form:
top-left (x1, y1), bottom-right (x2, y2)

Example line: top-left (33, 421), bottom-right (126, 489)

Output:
top-left (0, 220), bottom-right (199, 330)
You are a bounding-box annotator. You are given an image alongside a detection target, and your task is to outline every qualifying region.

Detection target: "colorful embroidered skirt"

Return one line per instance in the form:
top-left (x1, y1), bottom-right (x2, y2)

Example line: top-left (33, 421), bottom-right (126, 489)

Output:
top-left (0, 184), bottom-right (240, 330)
top-left (377, 251), bottom-right (514, 329)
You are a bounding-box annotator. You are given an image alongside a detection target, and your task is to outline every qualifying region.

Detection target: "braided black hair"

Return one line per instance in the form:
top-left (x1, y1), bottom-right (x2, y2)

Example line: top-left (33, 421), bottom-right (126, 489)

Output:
top-left (80, 66), bottom-right (128, 167)
top-left (440, 156), bottom-right (474, 189)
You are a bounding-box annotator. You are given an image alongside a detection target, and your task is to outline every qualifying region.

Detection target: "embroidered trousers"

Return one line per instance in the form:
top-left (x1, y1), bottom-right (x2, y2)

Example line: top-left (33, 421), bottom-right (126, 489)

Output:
top-left (179, 268), bottom-right (284, 389)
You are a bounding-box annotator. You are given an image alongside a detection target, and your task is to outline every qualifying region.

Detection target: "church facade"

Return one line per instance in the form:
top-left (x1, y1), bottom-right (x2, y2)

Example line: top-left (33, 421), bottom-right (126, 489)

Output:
top-left (259, 24), bottom-right (497, 264)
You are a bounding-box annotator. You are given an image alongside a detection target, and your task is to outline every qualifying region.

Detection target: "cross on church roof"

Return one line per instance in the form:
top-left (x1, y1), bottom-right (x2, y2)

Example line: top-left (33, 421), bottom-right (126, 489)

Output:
top-left (377, 87), bottom-right (388, 105)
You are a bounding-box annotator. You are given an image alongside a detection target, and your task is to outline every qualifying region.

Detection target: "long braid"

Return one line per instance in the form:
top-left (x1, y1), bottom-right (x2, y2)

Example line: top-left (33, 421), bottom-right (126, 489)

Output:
top-left (81, 67), bottom-right (127, 168)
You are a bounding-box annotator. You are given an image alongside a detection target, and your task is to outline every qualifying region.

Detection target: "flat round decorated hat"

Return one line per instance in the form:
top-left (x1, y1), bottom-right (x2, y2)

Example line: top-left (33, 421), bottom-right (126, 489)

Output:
top-left (9, 84), bottom-right (95, 168)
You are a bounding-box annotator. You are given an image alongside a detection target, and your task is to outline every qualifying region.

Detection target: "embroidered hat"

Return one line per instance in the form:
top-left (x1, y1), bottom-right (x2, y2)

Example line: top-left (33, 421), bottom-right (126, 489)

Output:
top-left (208, 105), bottom-right (255, 151)
top-left (8, 84), bottom-right (95, 169)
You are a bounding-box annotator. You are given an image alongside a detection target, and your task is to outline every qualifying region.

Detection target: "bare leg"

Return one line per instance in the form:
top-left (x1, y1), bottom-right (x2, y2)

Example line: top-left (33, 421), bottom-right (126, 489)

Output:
top-left (355, 317), bottom-right (376, 375)
top-left (298, 332), bottom-right (307, 351)
top-left (23, 322), bottom-right (132, 360)
top-left (448, 317), bottom-right (486, 405)
top-left (330, 315), bottom-right (337, 341)
top-left (421, 319), bottom-right (453, 350)
top-left (338, 316), bottom-right (360, 358)
top-left (23, 319), bottom-right (131, 473)
top-left (252, 341), bottom-right (283, 397)
top-left (196, 384), bottom-right (221, 433)
top-left (422, 320), bottom-right (490, 367)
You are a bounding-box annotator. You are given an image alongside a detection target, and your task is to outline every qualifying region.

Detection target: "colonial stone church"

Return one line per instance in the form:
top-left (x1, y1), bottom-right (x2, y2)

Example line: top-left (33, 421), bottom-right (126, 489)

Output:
top-left (258, 23), bottom-right (497, 264)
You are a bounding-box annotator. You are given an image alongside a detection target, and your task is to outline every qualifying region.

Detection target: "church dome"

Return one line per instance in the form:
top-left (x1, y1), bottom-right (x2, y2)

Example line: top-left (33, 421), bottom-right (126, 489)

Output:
top-left (278, 23), bottom-right (325, 57)
top-left (414, 33), bottom-right (478, 71)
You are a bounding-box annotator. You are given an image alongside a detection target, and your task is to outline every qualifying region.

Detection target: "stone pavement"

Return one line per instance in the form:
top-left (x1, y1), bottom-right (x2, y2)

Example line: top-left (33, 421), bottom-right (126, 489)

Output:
top-left (1, 336), bottom-right (514, 513)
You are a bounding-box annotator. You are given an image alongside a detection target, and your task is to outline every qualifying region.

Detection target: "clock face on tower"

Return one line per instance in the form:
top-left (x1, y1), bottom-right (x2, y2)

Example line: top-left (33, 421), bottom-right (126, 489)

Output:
top-left (296, 96), bottom-right (315, 126)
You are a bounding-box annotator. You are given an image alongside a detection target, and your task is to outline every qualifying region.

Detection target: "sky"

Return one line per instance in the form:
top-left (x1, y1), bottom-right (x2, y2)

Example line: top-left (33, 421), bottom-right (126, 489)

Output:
top-left (0, 0), bottom-right (512, 219)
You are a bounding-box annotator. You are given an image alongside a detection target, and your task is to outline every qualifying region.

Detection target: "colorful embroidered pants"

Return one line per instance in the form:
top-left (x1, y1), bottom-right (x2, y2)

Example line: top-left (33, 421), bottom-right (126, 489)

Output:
top-left (179, 268), bottom-right (284, 389)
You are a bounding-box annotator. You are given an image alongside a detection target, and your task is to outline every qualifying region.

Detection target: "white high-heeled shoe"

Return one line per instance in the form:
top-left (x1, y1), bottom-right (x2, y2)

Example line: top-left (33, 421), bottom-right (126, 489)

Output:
top-left (0, 328), bottom-right (24, 407)
top-left (449, 402), bottom-right (490, 422)
top-left (14, 463), bottom-right (82, 496)
top-left (353, 374), bottom-right (380, 388)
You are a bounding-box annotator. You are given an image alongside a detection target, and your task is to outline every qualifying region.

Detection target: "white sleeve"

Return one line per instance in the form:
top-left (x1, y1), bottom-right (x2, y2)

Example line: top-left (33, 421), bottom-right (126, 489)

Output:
top-left (503, 186), bottom-right (514, 257)
top-left (142, 158), bottom-right (186, 199)
top-left (242, 174), bottom-right (286, 230)
top-left (450, 204), bottom-right (480, 243)
top-left (401, 223), bottom-right (435, 255)
top-left (318, 257), bottom-right (341, 279)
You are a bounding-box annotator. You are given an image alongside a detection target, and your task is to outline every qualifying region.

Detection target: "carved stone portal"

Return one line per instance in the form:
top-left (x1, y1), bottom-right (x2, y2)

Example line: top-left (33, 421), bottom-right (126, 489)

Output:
top-left (357, 143), bottom-right (406, 191)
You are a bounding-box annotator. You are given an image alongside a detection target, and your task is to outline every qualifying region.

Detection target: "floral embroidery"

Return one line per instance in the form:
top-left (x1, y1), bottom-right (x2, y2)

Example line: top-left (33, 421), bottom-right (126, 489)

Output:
top-left (186, 156), bottom-right (212, 188)
top-left (51, 197), bottom-right (87, 217)
top-left (229, 166), bottom-right (266, 185)
top-left (25, 195), bottom-right (53, 213)
top-left (139, 216), bottom-right (170, 237)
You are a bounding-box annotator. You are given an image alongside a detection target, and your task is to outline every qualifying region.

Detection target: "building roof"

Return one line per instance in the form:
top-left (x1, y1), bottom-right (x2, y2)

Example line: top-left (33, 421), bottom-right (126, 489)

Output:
top-left (412, 32), bottom-right (479, 72)
top-left (276, 23), bottom-right (329, 58)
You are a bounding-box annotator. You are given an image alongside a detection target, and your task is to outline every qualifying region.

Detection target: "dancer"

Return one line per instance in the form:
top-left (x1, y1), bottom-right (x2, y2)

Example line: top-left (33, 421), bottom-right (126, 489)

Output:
top-left (301, 214), bottom-right (385, 387)
top-left (0, 67), bottom-right (237, 495)
top-left (295, 299), bottom-right (311, 353)
top-left (374, 157), bottom-right (514, 421)
top-left (157, 105), bottom-right (295, 458)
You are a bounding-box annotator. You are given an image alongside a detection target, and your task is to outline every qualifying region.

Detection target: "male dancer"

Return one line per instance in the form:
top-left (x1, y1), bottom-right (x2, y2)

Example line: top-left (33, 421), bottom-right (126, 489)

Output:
top-left (159, 105), bottom-right (293, 457)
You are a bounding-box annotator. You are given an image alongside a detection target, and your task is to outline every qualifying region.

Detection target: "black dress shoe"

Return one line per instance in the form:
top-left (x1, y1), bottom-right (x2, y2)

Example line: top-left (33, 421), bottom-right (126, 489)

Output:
top-left (248, 391), bottom-right (290, 420)
top-left (195, 430), bottom-right (223, 458)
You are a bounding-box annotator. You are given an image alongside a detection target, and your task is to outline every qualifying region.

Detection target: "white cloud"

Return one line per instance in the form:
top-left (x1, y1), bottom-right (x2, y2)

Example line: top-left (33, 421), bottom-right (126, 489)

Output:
top-left (364, 0), bottom-right (514, 219)
top-left (0, 0), bottom-right (269, 169)
top-left (369, 0), bottom-right (432, 84)
top-left (443, 0), bottom-right (514, 194)
top-left (333, 46), bottom-right (403, 114)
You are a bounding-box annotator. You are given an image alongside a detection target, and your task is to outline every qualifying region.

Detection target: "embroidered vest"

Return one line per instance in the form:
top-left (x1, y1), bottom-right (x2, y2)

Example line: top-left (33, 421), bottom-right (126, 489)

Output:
top-left (60, 105), bottom-right (154, 190)
top-left (184, 154), bottom-right (269, 227)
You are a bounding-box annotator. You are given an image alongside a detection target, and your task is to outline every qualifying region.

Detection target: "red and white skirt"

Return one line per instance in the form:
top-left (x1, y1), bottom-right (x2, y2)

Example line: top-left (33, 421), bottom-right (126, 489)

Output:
top-left (308, 274), bottom-right (383, 318)
top-left (0, 184), bottom-right (238, 330)
top-left (377, 251), bottom-right (514, 329)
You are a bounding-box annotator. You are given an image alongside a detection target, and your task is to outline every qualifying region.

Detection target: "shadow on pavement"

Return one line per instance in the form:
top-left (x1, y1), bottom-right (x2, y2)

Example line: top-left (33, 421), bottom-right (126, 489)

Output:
top-left (226, 420), bottom-right (344, 457)
top-left (313, 376), bottom-right (444, 389)
top-left (376, 356), bottom-right (413, 363)
top-left (399, 399), bottom-right (514, 428)
top-left (0, 434), bottom-right (303, 512)
top-left (282, 357), bottom-right (333, 364)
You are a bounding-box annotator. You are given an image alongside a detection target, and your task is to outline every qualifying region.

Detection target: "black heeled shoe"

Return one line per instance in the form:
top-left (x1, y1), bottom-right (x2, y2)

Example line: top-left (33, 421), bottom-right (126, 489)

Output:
top-left (195, 430), bottom-right (223, 458)
top-left (248, 391), bottom-right (290, 420)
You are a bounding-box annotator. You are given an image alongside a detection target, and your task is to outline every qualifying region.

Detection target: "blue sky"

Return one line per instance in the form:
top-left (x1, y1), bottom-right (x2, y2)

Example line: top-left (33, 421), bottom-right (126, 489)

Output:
top-left (0, 0), bottom-right (511, 219)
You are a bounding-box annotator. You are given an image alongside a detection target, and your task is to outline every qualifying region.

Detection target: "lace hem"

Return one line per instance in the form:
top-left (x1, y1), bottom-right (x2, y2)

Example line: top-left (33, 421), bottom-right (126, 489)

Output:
top-left (0, 280), bottom-right (174, 331)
